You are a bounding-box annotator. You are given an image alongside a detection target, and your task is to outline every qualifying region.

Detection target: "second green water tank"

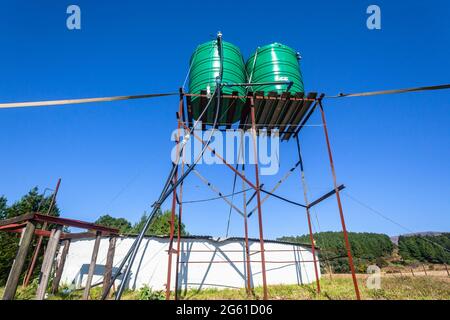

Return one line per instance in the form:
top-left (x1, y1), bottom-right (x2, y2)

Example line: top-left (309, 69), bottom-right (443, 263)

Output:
top-left (189, 40), bottom-right (247, 124)
top-left (246, 43), bottom-right (304, 95)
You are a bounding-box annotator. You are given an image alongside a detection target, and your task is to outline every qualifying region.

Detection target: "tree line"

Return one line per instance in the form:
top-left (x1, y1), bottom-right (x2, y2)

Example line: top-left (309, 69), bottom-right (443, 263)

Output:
top-left (278, 231), bottom-right (450, 273)
top-left (398, 233), bottom-right (450, 264)
top-left (94, 211), bottom-right (188, 237)
top-left (278, 232), bottom-right (395, 273)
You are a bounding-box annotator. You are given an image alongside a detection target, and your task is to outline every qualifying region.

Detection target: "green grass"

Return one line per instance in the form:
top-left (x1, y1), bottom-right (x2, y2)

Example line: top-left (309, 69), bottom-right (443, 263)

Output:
top-left (176, 276), bottom-right (450, 300)
top-left (2, 275), bottom-right (449, 300)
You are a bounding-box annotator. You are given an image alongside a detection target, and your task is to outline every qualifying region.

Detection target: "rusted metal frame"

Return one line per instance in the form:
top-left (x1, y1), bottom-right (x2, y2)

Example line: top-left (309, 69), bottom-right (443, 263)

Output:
top-left (4, 228), bottom-right (52, 238)
top-left (0, 228), bottom-right (98, 240)
top-left (24, 178), bottom-right (61, 287)
top-left (249, 96), bottom-right (268, 300)
top-left (318, 101), bottom-right (361, 300)
top-left (180, 122), bottom-right (259, 191)
top-left (174, 89), bottom-right (186, 300)
top-left (183, 92), bottom-right (318, 102)
top-left (0, 213), bottom-right (35, 227)
top-left (295, 135), bottom-right (321, 294)
top-left (166, 93), bottom-right (184, 300)
top-left (241, 162), bottom-right (254, 296)
top-left (165, 166), bottom-right (178, 300)
top-left (0, 212), bottom-right (118, 235)
top-left (308, 184), bottom-right (346, 209)
top-left (82, 231), bottom-right (102, 300)
top-left (2, 221), bottom-right (36, 300)
top-left (0, 223), bottom-right (27, 231)
top-left (174, 158), bottom-right (185, 300)
top-left (193, 126), bottom-right (305, 134)
top-left (32, 213), bottom-right (118, 234)
top-left (52, 239), bottom-right (71, 293)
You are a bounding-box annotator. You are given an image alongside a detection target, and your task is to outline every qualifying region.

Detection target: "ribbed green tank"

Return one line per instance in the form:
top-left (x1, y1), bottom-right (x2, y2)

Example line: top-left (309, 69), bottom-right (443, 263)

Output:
top-left (188, 40), bottom-right (247, 124)
top-left (246, 43), bottom-right (304, 95)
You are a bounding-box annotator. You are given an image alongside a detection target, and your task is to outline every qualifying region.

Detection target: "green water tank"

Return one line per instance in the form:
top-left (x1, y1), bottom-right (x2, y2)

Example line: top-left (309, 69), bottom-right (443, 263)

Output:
top-left (188, 40), bottom-right (247, 124)
top-left (246, 43), bottom-right (304, 95)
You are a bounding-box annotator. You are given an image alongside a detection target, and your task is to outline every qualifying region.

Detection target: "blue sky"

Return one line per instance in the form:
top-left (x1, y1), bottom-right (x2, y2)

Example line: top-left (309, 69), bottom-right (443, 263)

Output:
top-left (0, 1), bottom-right (449, 239)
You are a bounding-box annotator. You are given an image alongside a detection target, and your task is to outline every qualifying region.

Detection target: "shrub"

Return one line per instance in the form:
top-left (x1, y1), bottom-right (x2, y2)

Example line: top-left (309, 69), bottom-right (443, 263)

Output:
top-left (138, 285), bottom-right (165, 300)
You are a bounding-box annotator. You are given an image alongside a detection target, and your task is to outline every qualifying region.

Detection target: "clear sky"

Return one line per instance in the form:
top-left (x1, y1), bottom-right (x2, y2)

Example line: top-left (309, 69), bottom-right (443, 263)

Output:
top-left (0, 1), bottom-right (449, 239)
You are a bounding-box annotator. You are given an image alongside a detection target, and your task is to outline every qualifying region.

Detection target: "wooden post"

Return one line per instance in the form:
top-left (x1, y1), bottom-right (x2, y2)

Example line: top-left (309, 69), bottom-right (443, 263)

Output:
top-left (445, 264), bottom-right (449, 277)
top-left (36, 227), bottom-right (62, 300)
top-left (2, 221), bottom-right (36, 300)
top-left (102, 236), bottom-right (116, 298)
top-left (411, 268), bottom-right (415, 277)
top-left (51, 239), bottom-right (71, 293)
top-left (83, 231), bottom-right (102, 300)
top-left (422, 264), bottom-right (428, 276)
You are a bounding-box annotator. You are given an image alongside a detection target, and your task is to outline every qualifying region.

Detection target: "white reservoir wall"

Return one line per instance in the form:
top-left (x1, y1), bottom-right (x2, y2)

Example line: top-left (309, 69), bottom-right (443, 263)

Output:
top-left (59, 236), bottom-right (320, 291)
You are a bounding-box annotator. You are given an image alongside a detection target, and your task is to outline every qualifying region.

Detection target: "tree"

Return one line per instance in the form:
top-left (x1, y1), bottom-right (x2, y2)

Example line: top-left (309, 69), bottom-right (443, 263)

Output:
top-left (95, 214), bottom-right (132, 233)
top-left (94, 210), bottom-right (189, 237)
top-left (0, 188), bottom-right (61, 286)
top-left (398, 234), bottom-right (450, 264)
top-left (131, 210), bottom-right (188, 236)
top-left (278, 231), bottom-right (394, 273)
top-left (0, 196), bottom-right (7, 220)
top-left (6, 187), bottom-right (60, 219)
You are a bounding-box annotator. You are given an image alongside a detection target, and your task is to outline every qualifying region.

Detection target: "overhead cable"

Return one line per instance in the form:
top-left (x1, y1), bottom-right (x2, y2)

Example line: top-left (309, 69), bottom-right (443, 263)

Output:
top-left (327, 83), bottom-right (450, 99)
top-left (0, 92), bottom-right (178, 109)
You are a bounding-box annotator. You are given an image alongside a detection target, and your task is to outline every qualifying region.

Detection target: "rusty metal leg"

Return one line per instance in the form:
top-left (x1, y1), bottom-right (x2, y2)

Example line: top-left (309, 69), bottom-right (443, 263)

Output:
top-left (174, 161), bottom-right (184, 300)
top-left (174, 92), bottom-right (186, 300)
top-left (295, 136), bottom-right (321, 293)
top-left (319, 102), bottom-right (361, 300)
top-left (165, 168), bottom-right (178, 300)
top-left (249, 97), bottom-right (268, 300)
top-left (241, 163), bottom-right (253, 296)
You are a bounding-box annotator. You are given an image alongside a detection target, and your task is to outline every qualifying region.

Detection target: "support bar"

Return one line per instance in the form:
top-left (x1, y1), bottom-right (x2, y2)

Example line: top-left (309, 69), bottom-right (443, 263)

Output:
top-left (308, 185), bottom-right (346, 209)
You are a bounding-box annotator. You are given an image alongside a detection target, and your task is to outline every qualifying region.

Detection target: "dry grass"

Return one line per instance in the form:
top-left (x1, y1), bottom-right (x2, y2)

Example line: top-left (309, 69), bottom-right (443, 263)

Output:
top-left (177, 275), bottom-right (450, 300)
top-left (1, 274), bottom-right (449, 300)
